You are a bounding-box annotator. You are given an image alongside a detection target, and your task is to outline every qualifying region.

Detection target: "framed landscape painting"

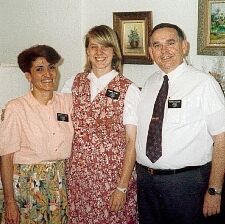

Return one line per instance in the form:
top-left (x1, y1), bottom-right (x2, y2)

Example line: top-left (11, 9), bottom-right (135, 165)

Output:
top-left (198, 0), bottom-right (225, 55)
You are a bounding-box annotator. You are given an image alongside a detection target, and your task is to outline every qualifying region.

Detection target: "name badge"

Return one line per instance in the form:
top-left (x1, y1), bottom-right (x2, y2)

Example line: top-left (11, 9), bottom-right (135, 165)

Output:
top-left (168, 100), bottom-right (182, 108)
top-left (105, 89), bottom-right (120, 100)
top-left (57, 113), bottom-right (69, 122)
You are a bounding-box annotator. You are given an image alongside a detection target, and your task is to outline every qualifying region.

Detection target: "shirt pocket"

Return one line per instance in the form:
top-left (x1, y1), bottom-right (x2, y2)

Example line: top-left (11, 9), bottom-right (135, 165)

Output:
top-left (165, 97), bottom-right (203, 124)
top-left (181, 97), bottom-right (203, 124)
top-left (166, 108), bottom-right (181, 124)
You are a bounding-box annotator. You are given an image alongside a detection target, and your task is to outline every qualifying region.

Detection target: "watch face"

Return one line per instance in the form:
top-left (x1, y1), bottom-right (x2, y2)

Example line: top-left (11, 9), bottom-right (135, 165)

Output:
top-left (208, 188), bottom-right (216, 195)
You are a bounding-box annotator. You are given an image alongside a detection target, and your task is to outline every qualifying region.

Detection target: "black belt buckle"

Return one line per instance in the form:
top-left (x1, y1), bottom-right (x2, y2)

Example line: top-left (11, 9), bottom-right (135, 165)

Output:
top-left (147, 168), bottom-right (155, 175)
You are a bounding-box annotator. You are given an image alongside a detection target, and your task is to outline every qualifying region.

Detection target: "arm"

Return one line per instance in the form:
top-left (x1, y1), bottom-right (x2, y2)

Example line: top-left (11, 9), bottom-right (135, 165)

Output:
top-left (203, 132), bottom-right (225, 217)
top-left (0, 153), bottom-right (20, 223)
top-left (109, 124), bottom-right (137, 212)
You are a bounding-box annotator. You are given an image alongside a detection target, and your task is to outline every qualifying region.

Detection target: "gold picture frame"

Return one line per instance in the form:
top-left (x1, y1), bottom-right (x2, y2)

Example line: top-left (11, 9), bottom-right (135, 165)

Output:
top-left (198, 0), bottom-right (225, 55)
top-left (113, 11), bottom-right (153, 64)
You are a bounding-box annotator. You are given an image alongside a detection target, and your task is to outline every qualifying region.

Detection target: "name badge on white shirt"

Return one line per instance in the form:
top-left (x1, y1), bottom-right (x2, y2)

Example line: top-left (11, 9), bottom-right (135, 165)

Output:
top-left (168, 100), bottom-right (182, 108)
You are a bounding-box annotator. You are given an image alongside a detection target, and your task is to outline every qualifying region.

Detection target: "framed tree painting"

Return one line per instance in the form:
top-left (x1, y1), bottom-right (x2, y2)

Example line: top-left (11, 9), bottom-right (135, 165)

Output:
top-left (113, 11), bottom-right (153, 64)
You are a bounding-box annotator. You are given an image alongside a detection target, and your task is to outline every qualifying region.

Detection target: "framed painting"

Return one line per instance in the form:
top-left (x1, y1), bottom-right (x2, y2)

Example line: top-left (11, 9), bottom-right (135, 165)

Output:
top-left (113, 11), bottom-right (153, 64)
top-left (198, 0), bottom-right (225, 55)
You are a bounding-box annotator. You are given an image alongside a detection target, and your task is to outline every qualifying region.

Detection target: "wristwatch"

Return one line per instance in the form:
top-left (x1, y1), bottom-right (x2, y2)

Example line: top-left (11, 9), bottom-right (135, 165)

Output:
top-left (207, 187), bottom-right (222, 195)
top-left (116, 187), bottom-right (127, 194)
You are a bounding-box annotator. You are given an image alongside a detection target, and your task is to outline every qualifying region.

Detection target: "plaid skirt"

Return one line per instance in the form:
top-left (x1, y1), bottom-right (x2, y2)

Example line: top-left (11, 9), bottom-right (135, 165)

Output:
top-left (2, 160), bottom-right (68, 224)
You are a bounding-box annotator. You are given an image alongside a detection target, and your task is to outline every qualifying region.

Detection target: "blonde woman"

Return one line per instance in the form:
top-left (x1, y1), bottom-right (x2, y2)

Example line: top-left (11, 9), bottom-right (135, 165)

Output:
top-left (64, 25), bottom-right (140, 224)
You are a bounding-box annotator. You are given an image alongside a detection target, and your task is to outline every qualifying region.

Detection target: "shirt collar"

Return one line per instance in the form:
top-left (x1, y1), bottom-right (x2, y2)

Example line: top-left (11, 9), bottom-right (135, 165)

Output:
top-left (87, 69), bottom-right (118, 83)
top-left (159, 62), bottom-right (188, 84)
top-left (27, 91), bottom-right (56, 107)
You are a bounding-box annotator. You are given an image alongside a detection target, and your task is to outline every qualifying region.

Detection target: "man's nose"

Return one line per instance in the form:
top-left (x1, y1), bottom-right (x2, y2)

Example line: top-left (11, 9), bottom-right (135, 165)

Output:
top-left (161, 44), bottom-right (168, 52)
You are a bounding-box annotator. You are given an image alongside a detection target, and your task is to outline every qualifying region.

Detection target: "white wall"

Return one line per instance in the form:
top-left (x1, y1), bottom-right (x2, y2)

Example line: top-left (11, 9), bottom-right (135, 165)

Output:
top-left (0, 0), bottom-right (82, 91)
top-left (0, 64), bottom-right (28, 109)
top-left (0, 0), bottom-right (221, 104)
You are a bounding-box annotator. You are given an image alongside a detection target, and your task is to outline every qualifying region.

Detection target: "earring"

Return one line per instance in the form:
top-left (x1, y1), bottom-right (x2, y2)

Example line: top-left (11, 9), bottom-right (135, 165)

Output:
top-left (30, 81), bottom-right (33, 90)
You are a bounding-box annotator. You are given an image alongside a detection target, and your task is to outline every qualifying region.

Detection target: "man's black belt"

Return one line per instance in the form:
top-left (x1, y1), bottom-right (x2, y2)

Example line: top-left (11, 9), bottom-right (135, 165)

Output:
top-left (137, 163), bottom-right (207, 175)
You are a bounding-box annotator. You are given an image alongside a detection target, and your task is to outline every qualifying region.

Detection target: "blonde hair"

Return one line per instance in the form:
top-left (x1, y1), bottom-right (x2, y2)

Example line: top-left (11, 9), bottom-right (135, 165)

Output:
top-left (84, 25), bottom-right (122, 73)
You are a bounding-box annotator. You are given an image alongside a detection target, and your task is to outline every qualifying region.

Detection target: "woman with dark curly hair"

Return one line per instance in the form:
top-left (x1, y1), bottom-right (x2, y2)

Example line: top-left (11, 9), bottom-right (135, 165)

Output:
top-left (0, 45), bottom-right (73, 224)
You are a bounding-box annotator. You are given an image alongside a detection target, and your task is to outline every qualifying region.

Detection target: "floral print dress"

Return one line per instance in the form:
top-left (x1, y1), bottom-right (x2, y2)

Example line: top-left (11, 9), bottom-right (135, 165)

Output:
top-left (66, 73), bottom-right (138, 224)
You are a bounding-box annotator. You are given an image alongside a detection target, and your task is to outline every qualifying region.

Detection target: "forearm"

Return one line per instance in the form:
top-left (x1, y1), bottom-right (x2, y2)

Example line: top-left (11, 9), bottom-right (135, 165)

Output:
top-left (117, 125), bottom-right (136, 188)
top-left (0, 153), bottom-right (15, 202)
top-left (208, 132), bottom-right (225, 190)
top-left (118, 143), bottom-right (136, 188)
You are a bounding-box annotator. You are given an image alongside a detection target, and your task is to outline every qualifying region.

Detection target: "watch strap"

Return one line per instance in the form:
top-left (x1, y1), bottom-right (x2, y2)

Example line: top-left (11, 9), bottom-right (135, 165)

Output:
top-left (208, 187), bottom-right (222, 195)
top-left (116, 187), bottom-right (127, 193)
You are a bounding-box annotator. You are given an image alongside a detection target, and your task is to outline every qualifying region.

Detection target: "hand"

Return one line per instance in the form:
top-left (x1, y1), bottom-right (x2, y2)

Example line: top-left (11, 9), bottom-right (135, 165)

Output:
top-left (109, 188), bottom-right (126, 212)
top-left (4, 200), bottom-right (20, 224)
top-left (203, 192), bottom-right (221, 217)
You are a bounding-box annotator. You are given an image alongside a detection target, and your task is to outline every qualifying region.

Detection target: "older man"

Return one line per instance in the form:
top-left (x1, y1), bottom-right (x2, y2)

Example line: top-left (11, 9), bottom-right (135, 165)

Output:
top-left (136, 23), bottom-right (225, 224)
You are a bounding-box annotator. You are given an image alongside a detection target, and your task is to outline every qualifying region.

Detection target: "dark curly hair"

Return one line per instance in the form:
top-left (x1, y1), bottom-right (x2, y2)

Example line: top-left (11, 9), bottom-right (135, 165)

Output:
top-left (17, 45), bottom-right (61, 73)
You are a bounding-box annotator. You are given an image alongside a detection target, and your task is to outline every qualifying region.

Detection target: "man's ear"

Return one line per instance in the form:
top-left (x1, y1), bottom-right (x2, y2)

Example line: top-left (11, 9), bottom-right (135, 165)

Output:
top-left (148, 46), bottom-right (154, 62)
top-left (182, 40), bottom-right (189, 56)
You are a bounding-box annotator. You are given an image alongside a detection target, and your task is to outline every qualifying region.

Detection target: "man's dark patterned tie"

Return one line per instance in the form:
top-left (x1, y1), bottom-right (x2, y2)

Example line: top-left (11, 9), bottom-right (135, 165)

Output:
top-left (146, 75), bottom-right (169, 163)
